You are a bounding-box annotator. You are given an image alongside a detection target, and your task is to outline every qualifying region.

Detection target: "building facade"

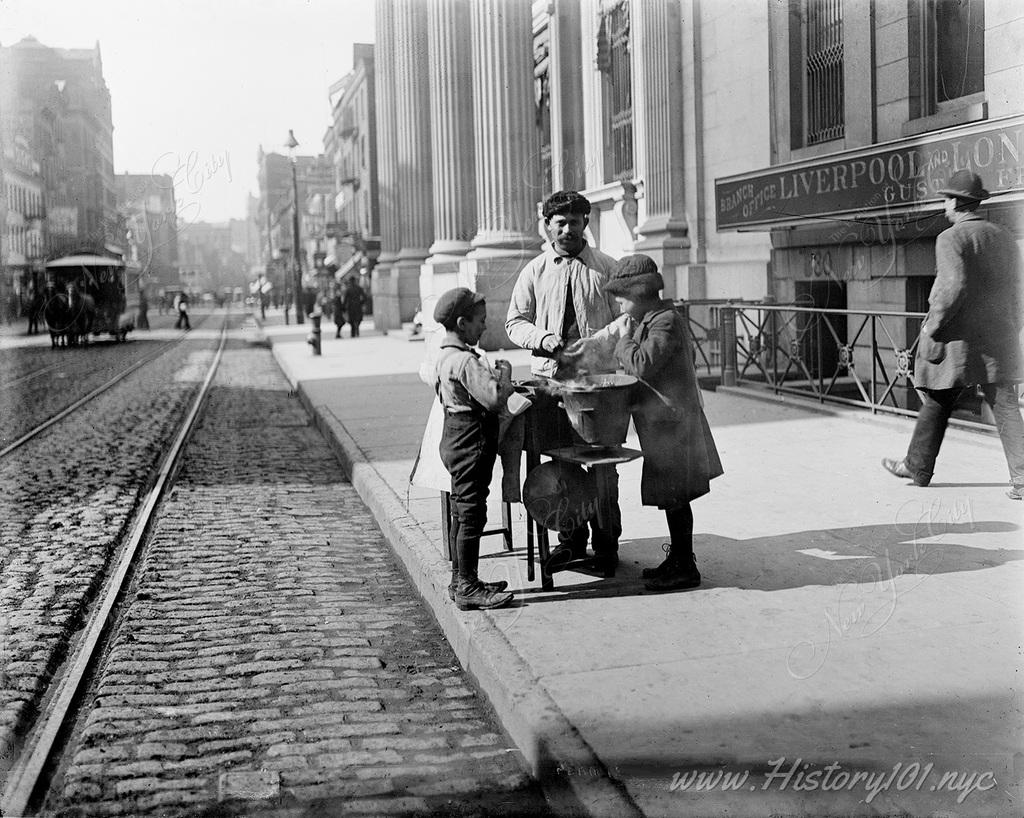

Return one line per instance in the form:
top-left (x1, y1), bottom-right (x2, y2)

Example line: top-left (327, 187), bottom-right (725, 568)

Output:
top-left (0, 135), bottom-right (45, 322)
top-left (324, 43), bottom-right (381, 288)
top-left (257, 148), bottom-right (334, 312)
top-left (714, 0), bottom-right (1023, 405)
top-left (370, 0), bottom-right (776, 345)
top-left (116, 173), bottom-right (179, 298)
top-left (176, 220), bottom-right (248, 301)
top-left (0, 37), bottom-right (119, 259)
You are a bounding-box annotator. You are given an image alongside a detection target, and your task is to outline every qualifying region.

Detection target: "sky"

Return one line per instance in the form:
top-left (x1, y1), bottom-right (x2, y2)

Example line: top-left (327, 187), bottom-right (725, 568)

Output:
top-left (0, 0), bottom-right (376, 223)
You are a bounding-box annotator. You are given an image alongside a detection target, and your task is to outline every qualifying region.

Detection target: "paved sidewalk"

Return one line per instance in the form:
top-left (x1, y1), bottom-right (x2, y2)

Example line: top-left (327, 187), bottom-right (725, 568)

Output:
top-left (258, 311), bottom-right (1022, 818)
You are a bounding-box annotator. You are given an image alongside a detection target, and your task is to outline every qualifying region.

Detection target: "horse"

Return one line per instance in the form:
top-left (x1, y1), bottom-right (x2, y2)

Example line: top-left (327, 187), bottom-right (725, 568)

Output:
top-left (41, 286), bottom-right (72, 348)
top-left (65, 283), bottom-right (96, 346)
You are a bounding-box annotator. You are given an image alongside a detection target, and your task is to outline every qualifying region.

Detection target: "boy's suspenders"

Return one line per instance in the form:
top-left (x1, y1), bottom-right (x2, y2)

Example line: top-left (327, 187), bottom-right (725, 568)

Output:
top-left (437, 344), bottom-right (487, 415)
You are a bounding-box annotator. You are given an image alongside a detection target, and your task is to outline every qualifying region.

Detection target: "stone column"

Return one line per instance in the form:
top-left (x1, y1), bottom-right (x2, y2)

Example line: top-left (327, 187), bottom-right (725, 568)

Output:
top-left (392, 0), bottom-right (434, 323)
top-left (631, 0), bottom-right (693, 297)
top-left (427, 0), bottom-right (475, 260)
top-left (372, 0), bottom-right (402, 331)
top-left (463, 0), bottom-right (543, 349)
top-left (422, 0), bottom-right (477, 304)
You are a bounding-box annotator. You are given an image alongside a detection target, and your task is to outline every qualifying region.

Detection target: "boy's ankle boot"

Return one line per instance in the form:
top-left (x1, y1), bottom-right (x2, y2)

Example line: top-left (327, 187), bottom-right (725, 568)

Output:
top-left (642, 543), bottom-right (674, 579)
top-left (644, 553), bottom-right (701, 592)
top-left (447, 572), bottom-right (509, 601)
top-left (454, 578), bottom-right (514, 611)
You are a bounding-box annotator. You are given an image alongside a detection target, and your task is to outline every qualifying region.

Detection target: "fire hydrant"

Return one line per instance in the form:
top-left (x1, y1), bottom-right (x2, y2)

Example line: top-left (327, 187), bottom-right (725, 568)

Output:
top-left (307, 308), bottom-right (322, 356)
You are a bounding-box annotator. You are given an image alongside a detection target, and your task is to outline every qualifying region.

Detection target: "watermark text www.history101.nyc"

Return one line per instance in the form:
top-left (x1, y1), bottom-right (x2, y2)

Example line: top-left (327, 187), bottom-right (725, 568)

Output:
top-left (669, 757), bottom-right (998, 805)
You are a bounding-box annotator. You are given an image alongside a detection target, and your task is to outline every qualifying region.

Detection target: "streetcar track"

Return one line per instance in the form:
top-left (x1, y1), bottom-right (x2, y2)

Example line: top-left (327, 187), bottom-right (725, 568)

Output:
top-left (0, 361), bottom-right (63, 392)
top-left (0, 316), bottom-right (231, 817)
top-left (0, 335), bottom-right (189, 460)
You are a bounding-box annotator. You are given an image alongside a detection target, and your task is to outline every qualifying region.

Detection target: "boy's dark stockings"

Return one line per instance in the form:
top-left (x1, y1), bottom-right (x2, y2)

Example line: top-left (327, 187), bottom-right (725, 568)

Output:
top-left (665, 503), bottom-right (694, 561)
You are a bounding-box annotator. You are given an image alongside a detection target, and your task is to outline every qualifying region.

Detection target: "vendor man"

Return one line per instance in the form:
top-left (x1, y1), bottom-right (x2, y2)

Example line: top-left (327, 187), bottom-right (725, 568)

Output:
top-left (506, 190), bottom-right (621, 575)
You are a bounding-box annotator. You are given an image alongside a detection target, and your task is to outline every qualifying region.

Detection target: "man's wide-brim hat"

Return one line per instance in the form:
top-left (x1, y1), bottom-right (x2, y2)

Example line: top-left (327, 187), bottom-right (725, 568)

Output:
top-left (603, 254), bottom-right (664, 297)
top-left (937, 169), bottom-right (990, 201)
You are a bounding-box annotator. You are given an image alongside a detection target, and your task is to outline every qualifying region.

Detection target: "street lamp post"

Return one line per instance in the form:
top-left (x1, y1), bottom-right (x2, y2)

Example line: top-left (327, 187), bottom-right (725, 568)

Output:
top-left (286, 129), bottom-right (304, 325)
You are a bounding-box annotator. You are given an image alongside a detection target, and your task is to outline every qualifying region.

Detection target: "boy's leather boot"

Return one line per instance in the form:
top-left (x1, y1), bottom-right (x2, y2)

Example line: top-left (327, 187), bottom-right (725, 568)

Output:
top-left (644, 552), bottom-right (701, 592)
top-left (642, 543), bottom-right (673, 579)
top-left (454, 577), bottom-right (514, 611)
top-left (447, 571), bottom-right (508, 601)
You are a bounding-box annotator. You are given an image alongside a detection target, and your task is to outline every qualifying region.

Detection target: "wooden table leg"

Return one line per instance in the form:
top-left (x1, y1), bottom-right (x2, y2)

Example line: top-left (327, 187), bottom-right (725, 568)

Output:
top-left (591, 464), bottom-right (614, 532)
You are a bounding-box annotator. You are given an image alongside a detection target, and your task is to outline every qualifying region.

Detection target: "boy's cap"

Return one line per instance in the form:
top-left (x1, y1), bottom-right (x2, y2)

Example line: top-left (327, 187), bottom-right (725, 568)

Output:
top-left (433, 287), bottom-right (486, 325)
top-left (603, 254), bottom-right (664, 297)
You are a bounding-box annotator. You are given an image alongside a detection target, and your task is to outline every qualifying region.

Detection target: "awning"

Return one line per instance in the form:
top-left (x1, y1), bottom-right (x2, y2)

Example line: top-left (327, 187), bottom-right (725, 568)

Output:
top-left (46, 255), bottom-right (124, 268)
top-left (334, 253), bottom-right (362, 280)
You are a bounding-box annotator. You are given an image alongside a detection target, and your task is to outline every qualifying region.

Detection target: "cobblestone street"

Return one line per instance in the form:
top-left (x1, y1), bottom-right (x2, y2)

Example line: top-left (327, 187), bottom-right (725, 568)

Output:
top-left (48, 337), bottom-right (551, 817)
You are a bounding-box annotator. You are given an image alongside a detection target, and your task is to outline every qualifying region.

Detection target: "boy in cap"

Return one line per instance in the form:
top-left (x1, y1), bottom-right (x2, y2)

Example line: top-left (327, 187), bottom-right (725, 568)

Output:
top-left (433, 287), bottom-right (516, 610)
top-left (570, 254), bottom-right (723, 591)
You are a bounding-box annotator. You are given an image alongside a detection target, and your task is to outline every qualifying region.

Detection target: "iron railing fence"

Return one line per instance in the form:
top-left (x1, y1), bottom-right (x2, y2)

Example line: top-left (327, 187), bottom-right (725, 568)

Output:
top-left (675, 300), bottom-right (1000, 431)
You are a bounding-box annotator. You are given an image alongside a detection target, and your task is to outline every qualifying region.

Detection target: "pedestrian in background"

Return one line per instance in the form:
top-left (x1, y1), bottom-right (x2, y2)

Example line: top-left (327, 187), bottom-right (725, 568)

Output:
top-left (26, 283), bottom-right (42, 335)
top-left (173, 291), bottom-right (191, 330)
top-left (136, 288), bottom-right (150, 329)
top-left (883, 170), bottom-right (1024, 499)
top-left (342, 276), bottom-right (366, 338)
top-left (331, 285), bottom-right (346, 339)
top-left (505, 189), bottom-right (622, 576)
top-left (433, 287), bottom-right (514, 611)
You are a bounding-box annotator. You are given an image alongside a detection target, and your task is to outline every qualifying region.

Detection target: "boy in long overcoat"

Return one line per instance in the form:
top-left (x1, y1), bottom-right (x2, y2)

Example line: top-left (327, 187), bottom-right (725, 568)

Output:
top-left (573, 254), bottom-right (723, 590)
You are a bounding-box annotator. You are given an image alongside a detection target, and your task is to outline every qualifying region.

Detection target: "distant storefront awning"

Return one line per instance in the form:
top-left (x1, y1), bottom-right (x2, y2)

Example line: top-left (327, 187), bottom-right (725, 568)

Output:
top-left (715, 114), bottom-right (1024, 231)
top-left (334, 253), bottom-right (363, 280)
top-left (46, 254), bottom-right (125, 268)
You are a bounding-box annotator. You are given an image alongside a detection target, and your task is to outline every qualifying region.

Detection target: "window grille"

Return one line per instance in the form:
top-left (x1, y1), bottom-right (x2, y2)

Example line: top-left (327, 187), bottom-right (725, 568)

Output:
top-left (803, 0), bottom-right (844, 145)
top-left (598, 1), bottom-right (633, 182)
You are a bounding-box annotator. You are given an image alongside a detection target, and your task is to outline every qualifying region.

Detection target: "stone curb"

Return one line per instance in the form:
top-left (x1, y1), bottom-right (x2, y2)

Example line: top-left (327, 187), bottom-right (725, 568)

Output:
top-left (264, 339), bottom-right (643, 818)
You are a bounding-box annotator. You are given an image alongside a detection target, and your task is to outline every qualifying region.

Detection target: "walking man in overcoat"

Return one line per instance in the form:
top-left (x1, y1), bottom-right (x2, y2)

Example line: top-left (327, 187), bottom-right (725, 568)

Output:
top-left (883, 170), bottom-right (1024, 499)
top-left (342, 276), bottom-right (366, 338)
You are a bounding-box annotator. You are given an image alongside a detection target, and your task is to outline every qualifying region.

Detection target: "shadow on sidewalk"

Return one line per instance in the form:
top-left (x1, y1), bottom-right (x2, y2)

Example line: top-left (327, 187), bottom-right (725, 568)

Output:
top-left (509, 520), bottom-right (1021, 604)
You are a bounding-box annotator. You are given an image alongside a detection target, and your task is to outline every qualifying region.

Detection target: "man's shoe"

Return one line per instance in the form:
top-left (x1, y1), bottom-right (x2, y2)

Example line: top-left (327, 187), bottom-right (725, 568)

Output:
top-left (881, 457), bottom-right (930, 487)
top-left (642, 543), bottom-right (674, 579)
top-left (454, 580), bottom-right (514, 611)
top-left (1008, 485), bottom-right (1023, 501)
top-left (448, 579), bottom-right (508, 601)
top-left (545, 545), bottom-right (586, 574)
top-left (644, 557), bottom-right (701, 592)
top-left (589, 551), bottom-right (618, 578)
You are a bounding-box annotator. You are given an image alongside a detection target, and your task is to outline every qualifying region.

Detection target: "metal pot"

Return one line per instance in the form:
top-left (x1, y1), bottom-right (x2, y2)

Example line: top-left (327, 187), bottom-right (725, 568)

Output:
top-left (559, 374), bottom-right (637, 446)
top-left (522, 461), bottom-right (597, 531)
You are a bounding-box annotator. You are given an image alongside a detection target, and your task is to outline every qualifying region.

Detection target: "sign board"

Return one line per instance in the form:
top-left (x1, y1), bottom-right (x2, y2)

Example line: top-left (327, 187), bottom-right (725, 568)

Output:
top-left (715, 115), bottom-right (1024, 230)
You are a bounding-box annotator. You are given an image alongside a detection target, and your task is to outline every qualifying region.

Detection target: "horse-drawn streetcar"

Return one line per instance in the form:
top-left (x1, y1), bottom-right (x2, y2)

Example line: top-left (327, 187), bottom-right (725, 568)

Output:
top-left (43, 254), bottom-right (134, 347)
